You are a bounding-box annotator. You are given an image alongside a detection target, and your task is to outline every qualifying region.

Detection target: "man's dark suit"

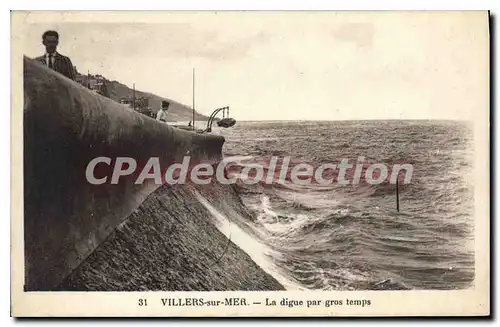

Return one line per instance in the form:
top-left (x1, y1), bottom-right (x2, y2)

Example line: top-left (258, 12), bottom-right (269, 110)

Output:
top-left (35, 53), bottom-right (76, 81)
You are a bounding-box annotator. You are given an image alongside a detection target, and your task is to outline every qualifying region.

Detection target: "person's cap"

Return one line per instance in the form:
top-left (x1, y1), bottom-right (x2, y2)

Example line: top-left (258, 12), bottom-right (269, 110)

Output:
top-left (162, 101), bottom-right (170, 108)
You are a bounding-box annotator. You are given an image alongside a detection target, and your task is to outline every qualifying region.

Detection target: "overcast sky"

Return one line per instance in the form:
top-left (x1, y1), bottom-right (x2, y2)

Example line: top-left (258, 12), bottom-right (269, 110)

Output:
top-left (21, 11), bottom-right (488, 121)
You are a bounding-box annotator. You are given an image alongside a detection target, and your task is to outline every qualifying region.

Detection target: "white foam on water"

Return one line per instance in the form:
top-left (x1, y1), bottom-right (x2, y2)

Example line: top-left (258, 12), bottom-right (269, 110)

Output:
top-left (193, 190), bottom-right (303, 290)
top-left (274, 188), bottom-right (341, 210)
top-left (256, 195), bottom-right (278, 220)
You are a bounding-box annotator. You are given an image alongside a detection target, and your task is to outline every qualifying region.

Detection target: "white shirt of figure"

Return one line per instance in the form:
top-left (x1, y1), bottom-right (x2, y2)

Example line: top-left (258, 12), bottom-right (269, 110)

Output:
top-left (45, 52), bottom-right (57, 67)
top-left (156, 109), bottom-right (168, 122)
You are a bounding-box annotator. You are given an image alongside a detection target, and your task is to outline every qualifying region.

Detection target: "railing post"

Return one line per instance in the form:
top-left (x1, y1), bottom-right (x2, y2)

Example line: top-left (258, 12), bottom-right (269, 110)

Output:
top-left (396, 177), bottom-right (400, 212)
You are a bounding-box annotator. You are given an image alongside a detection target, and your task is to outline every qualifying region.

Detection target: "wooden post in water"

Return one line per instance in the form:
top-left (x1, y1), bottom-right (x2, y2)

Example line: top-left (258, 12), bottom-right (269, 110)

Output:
top-left (132, 83), bottom-right (136, 111)
top-left (396, 176), bottom-right (400, 212)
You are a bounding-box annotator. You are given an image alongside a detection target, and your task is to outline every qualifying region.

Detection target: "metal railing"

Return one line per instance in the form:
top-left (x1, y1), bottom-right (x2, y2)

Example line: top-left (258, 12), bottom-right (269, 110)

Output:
top-left (203, 106), bottom-right (230, 133)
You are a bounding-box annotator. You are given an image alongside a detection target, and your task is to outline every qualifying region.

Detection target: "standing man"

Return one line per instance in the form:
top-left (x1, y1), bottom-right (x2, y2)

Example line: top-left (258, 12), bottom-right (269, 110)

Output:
top-left (36, 30), bottom-right (76, 81)
top-left (156, 101), bottom-right (169, 122)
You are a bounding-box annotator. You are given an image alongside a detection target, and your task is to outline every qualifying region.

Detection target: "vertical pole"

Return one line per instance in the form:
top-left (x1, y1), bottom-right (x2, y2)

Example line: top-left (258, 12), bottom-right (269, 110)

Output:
top-left (87, 70), bottom-right (91, 89)
top-left (192, 68), bottom-right (196, 130)
top-left (133, 83), bottom-right (136, 110)
top-left (396, 177), bottom-right (400, 212)
top-left (227, 106), bottom-right (229, 117)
